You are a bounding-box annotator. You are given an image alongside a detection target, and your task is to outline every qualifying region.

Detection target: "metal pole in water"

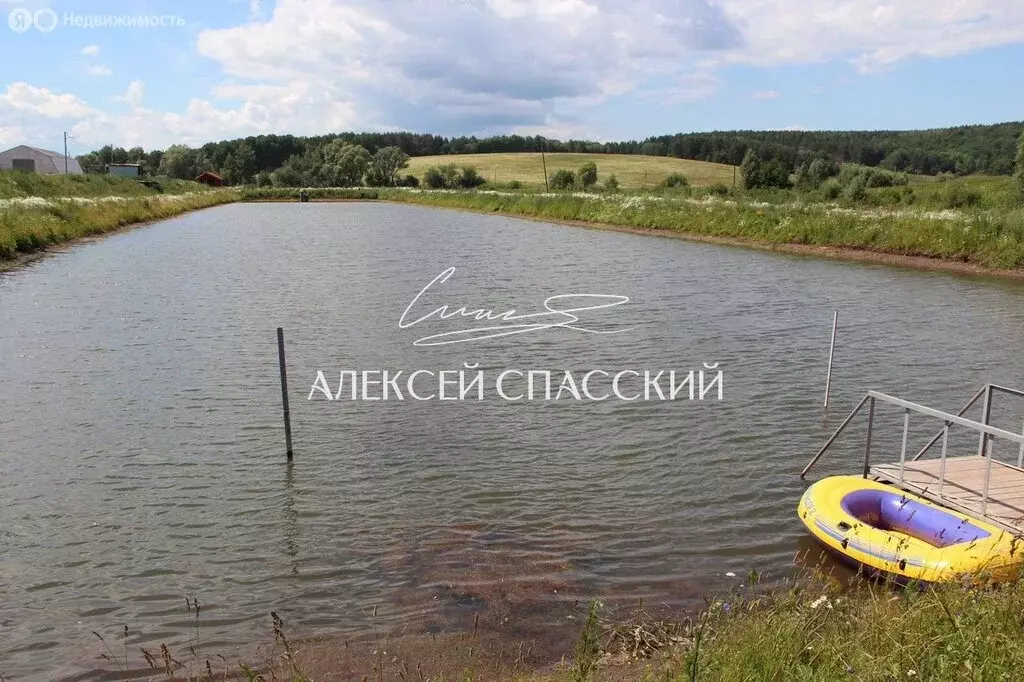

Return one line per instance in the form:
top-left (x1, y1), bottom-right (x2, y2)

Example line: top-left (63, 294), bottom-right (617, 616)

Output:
top-left (277, 327), bottom-right (294, 461)
top-left (824, 311), bottom-right (838, 408)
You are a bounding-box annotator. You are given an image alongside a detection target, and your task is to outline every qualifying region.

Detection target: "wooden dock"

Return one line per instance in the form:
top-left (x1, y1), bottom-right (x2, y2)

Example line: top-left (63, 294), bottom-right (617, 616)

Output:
top-left (871, 456), bottom-right (1024, 534)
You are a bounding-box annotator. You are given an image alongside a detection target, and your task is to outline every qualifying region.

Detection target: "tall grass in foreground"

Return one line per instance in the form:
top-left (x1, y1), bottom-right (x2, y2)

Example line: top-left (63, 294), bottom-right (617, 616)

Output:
top-left (0, 190), bottom-right (238, 261)
top-left (557, 576), bottom-right (1024, 681)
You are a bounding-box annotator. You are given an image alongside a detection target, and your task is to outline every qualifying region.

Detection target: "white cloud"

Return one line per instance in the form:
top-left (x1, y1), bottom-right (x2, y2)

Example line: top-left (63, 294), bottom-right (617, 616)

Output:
top-left (715, 0), bottom-right (1024, 72)
top-left (88, 65), bottom-right (112, 77)
top-left (5, 0), bottom-right (1024, 148)
top-left (113, 80), bottom-right (145, 108)
top-left (0, 82), bottom-right (96, 119)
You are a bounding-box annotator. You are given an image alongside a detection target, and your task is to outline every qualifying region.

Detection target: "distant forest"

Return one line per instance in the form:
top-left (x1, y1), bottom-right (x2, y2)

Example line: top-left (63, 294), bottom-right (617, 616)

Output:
top-left (77, 121), bottom-right (1024, 185)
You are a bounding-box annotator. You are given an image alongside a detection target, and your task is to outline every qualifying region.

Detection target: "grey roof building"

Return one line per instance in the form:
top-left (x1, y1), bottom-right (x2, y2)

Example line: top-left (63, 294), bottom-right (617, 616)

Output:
top-left (0, 145), bottom-right (84, 174)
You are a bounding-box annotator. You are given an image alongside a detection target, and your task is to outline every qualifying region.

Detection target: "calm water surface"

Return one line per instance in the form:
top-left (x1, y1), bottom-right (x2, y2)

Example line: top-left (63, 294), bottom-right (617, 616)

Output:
top-left (2, 202), bottom-right (1024, 679)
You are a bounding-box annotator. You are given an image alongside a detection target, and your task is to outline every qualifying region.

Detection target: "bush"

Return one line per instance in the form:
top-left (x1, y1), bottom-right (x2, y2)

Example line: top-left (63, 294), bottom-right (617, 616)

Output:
top-left (401, 174), bottom-right (420, 188)
top-left (423, 164), bottom-right (462, 189)
top-left (508, 180), bottom-right (523, 189)
top-left (576, 161), bottom-right (598, 188)
top-left (602, 174), bottom-right (619, 191)
top-left (822, 179), bottom-right (841, 200)
top-left (423, 167), bottom-right (445, 189)
top-left (550, 169), bottom-right (575, 190)
top-left (708, 182), bottom-right (729, 196)
top-left (843, 176), bottom-right (868, 202)
top-left (458, 166), bottom-right (486, 189)
top-left (662, 172), bottom-right (689, 188)
top-left (942, 183), bottom-right (982, 209)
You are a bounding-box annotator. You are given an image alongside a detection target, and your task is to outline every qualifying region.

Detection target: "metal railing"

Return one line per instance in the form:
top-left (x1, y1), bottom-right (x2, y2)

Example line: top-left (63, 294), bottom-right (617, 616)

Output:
top-left (800, 384), bottom-right (1024, 517)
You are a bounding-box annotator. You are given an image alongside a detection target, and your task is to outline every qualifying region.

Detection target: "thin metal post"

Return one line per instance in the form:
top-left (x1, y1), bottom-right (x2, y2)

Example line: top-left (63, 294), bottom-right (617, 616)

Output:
top-left (898, 407), bottom-right (910, 485)
top-left (983, 434), bottom-right (994, 515)
top-left (862, 397), bottom-right (875, 479)
top-left (938, 422), bottom-right (950, 498)
top-left (824, 310), bottom-right (838, 409)
top-left (977, 384), bottom-right (993, 457)
top-left (277, 327), bottom-right (294, 461)
top-left (1018, 418), bottom-right (1024, 469)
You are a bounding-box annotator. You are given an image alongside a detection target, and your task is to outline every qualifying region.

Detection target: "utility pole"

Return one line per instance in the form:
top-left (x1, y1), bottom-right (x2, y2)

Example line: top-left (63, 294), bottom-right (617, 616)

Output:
top-left (541, 140), bottom-right (549, 191)
top-left (63, 131), bottom-right (69, 173)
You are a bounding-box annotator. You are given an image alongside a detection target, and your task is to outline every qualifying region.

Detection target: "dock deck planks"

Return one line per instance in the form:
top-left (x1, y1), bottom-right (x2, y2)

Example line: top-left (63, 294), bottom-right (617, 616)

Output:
top-left (871, 455), bottom-right (1024, 534)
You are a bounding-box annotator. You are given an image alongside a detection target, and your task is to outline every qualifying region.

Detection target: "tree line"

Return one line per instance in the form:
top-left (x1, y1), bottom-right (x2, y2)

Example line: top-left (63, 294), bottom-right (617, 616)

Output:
top-left (75, 121), bottom-right (1024, 187)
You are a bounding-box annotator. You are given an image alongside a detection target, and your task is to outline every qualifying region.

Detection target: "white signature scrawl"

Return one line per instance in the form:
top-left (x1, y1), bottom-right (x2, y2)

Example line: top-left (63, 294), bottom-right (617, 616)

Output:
top-left (399, 267), bottom-right (634, 347)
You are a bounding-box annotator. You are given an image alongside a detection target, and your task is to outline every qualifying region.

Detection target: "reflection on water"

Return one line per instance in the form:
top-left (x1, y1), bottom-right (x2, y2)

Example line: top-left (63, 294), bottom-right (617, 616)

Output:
top-left (2, 202), bottom-right (1024, 679)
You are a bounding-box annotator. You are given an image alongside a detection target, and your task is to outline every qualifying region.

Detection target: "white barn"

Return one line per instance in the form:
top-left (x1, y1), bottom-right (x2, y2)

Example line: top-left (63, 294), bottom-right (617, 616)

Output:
top-left (0, 145), bottom-right (84, 174)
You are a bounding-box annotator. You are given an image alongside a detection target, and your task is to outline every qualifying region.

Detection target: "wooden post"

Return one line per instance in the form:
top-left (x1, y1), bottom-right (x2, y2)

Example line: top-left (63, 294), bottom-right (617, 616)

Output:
top-left (277, 327), bottom-right (293, 461)
top-left (824, 311), bottom-right (838, 408)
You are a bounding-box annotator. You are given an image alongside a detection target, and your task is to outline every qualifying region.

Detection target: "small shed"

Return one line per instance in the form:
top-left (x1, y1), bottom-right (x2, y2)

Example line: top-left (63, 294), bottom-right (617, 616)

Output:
top-left (0, 145), bottom-right (84, 174)
top-left (196, 171), bottom-right (223, 187)
top-left (107, 163), bottom-right (141, 178)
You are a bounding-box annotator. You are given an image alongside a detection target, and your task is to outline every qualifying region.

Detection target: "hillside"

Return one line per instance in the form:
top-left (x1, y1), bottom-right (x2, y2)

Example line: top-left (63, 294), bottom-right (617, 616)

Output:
top-left (75, 120), bottom-right (1024, 189)
top-left (406, 153), bottom-right (736, 188)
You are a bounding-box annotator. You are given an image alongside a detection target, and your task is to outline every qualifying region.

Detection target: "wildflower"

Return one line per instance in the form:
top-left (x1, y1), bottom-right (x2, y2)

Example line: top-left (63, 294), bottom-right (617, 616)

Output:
top-left (810, 595), bottom-right (829, 609)
top-left (723, 603), bottom-right (732, 614)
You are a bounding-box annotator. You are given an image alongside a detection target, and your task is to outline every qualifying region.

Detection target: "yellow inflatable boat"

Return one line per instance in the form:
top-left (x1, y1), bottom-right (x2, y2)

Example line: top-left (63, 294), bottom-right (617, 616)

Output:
top-left (799, 476), bottom-right (1023, 582)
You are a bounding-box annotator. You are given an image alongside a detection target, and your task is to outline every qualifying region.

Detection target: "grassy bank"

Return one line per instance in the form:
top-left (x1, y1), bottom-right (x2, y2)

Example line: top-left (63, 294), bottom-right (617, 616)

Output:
top-left (0, 189), bottom-right (238, 263)
top-left (557, 577), bottom-right (1024, 681)
top-left (0, 170), bottom-right (210, 199)
top-left (242, 186), bottom-right (1024, 272)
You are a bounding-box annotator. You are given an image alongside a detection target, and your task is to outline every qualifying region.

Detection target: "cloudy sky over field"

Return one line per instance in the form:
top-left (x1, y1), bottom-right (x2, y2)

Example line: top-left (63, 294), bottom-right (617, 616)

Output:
top-left (1, 0), bottom-right (1022, 152)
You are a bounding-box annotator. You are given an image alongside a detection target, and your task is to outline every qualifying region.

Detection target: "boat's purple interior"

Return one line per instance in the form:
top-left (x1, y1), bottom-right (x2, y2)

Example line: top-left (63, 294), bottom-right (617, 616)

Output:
top-left (841, 488), bottom-right (991, 548)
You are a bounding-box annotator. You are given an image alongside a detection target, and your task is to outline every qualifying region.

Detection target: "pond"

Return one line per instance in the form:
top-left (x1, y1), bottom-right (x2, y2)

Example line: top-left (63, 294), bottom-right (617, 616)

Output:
top-left (2, 202), bottom-right (1024, 679)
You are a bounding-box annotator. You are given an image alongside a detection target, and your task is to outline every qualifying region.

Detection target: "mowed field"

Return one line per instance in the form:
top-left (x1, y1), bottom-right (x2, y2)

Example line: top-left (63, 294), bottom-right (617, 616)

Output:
top-left (405, 153), bottom-right (738, 188)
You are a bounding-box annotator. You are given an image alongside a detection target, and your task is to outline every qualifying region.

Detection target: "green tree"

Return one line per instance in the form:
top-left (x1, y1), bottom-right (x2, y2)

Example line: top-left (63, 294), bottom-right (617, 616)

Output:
top-left (365, 146), bottom-right (409, 186)
top-left (550, 168), bottom-right (575, 190)
top-left (222, 141), bottom-right (257, 185)
top-left (1016, 129), bottom-right (1024, 200)
top-left (576, 161), bottom-right (598, 188)
top-left (159, 144), bottom-right (200, 179)
top-left (321, 140), bottom-right (371, 186)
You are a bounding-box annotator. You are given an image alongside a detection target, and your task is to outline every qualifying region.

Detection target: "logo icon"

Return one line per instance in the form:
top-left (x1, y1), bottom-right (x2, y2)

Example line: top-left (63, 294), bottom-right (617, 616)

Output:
top-left (8, 7), bottom-right (32, 32)
top-left (34, 7), bottom-right (58, 32)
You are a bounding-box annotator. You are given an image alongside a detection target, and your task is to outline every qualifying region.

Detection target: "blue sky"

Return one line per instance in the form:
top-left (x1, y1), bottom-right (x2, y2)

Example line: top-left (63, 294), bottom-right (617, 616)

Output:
top-left (0, 0), bottom-right (1022, 154)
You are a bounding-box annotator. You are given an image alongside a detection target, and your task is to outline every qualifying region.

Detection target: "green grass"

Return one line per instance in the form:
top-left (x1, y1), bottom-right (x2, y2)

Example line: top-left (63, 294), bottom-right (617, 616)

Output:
top-left (374, 188), bottom-right (1024, 271)
top-left (405, 153), bottom-right (738, 189)
top-left (0, 190), bottom-right (239, 261)
top-left (523, 576), bottom-right (1024, 681)
top-left (0, 170), bottom-right (213, 199)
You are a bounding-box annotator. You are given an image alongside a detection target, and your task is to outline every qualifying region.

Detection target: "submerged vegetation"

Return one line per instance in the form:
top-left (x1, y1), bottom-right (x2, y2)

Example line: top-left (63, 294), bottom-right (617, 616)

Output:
top-left (77, 574), bottom-right (1024, 681)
